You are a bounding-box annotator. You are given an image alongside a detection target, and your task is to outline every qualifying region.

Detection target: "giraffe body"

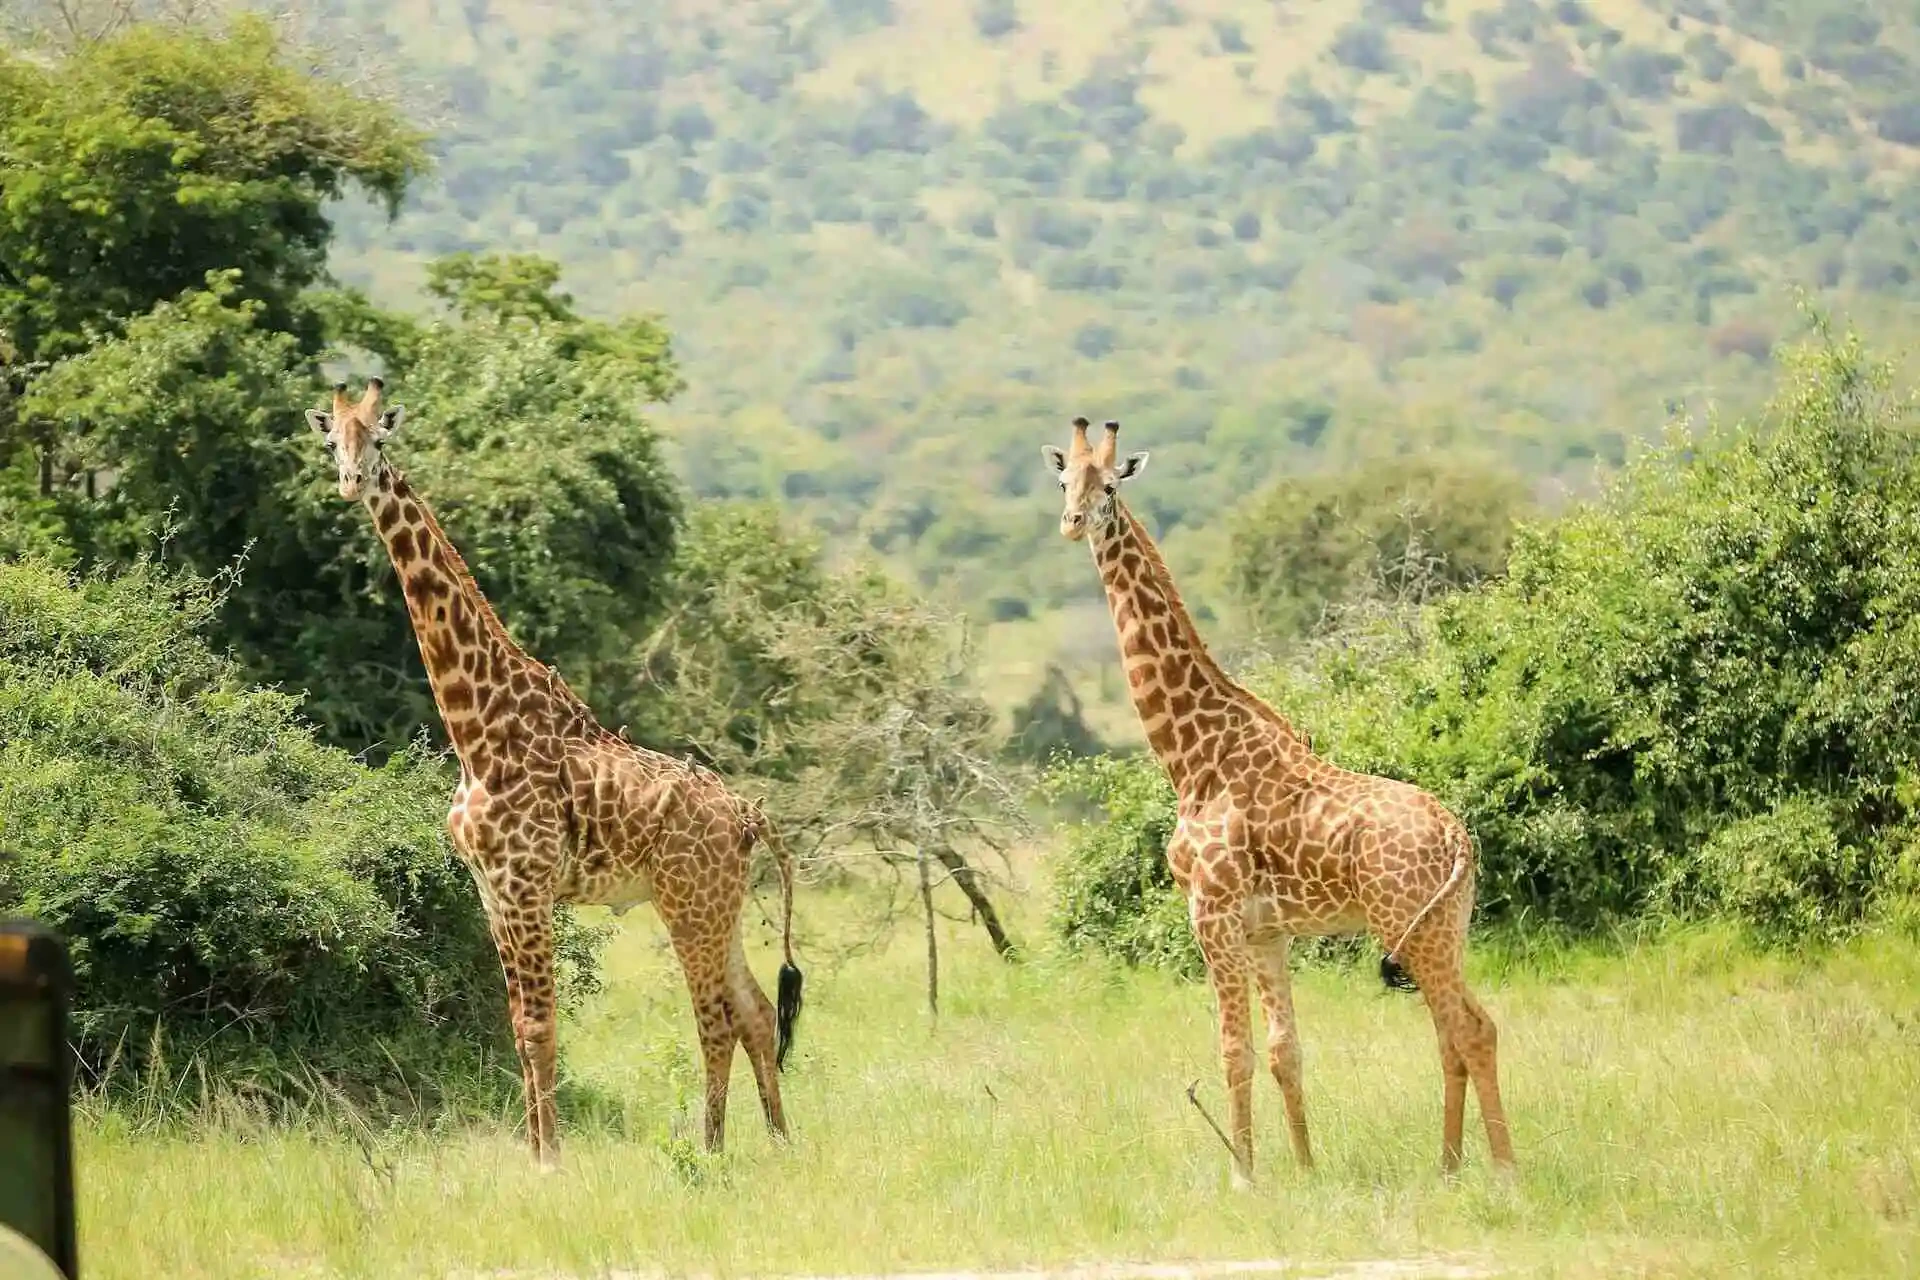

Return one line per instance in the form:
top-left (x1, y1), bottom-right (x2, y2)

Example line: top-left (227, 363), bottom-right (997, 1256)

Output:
top-left (1044, 418), bottom-right (1513, 1182)
top-left (308, 381), bottom-right (802, 1166)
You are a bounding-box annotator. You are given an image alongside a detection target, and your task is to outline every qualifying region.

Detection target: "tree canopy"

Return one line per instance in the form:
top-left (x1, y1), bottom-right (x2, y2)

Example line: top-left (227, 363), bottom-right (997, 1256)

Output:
top-left (0, 16), bottom-right (423, 362)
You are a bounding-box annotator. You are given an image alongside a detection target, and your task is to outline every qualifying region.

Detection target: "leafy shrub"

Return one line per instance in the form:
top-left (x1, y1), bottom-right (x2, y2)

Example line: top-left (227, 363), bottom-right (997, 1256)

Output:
top-left (1603, 45), bottom-right (1683, 100)
top-left (1263, 322), bottom-right (1920, 935)
top-left (862, 271), bottom-right (970, 328)
top-left (974, 0), bottom-right (1020, 39)
top-left (1073, 323), bottom-right (1118, 359)
top-left (1043, 256), bottom-right (1124, 292)
top-left (1368, 0), bottom-right (1436, 30)
top-left (1676, 104), bottom-right (1780, 155)
top-left (1043, 757), bottom-right (1200, 979)
top-left (1655, 796), bottom-right (1874, 944)
top-left (0, 556), bottom-right (606, 1109)
top-left (1225, 456), bottom-right (1530, 642)
top-left (1876, 99), bottom-right (1920, 148)
top-left (1207, 20), bottom-right (1246, 53)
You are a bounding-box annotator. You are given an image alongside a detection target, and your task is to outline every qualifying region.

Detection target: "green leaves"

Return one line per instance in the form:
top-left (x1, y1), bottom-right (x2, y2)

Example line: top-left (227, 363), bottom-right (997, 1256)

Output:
top-left (0, 554), bottom-right (607, 1104)
top-left (1224, 455), bottom-right (1531, 643)
top-left (19, 270), bottom-right (307, 567)
top-left (0, 17), bottom-right (425, 362)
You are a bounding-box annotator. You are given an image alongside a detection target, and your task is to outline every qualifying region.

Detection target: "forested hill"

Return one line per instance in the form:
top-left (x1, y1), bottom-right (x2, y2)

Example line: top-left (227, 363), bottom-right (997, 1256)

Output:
top-left (324, 0), bottom-right (1920, 620)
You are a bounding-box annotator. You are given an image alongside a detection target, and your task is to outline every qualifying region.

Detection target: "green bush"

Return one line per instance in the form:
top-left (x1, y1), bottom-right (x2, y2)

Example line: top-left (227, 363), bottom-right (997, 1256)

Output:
top-left (1224, 454), bottom-right (1531, 643)
top-left (1261, 321), bottom-right (1920, 938)
top-left (1050, 320), bottom-right (1920, 966)
top-left (0, 555), bottom-right (606, 1110)
top-left (1043, 756), bottom-right (1200, 979)
top-left (1656, 796), bottom-right (1872, 945)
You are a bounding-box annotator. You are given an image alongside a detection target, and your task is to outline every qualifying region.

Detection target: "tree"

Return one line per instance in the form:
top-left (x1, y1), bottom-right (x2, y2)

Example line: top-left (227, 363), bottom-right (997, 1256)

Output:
top-left (0, 17), bottom-right (423, 365)
top-left (633, 501), bottom-right (834, 773)
top-left (20, 257), bottom-right (685, 755)
top-left (640, 502), bottom-right (1028, 1009)
top-left (778, 588), bottom-right (1028, 1014)
top-left (1225, 456), bottom-right (1532, 644)
top-left (1007, 663), bottom-right (1109, 763)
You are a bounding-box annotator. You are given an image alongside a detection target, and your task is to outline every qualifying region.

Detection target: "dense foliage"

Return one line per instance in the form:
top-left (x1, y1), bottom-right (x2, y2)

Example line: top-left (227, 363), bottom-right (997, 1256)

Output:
top-left (0, 555), bottom-right (605, 1103)
top-left (1224, 456), bottom-right (1532, 643)
top-left (1052, 324), bottom-right (1920, 969)
top-left (0, 24), bottom-right (685, 756)
top-left (0, 15), bottom-right (422, 363)
top-left (306, 0), bottom-right (1920, 635)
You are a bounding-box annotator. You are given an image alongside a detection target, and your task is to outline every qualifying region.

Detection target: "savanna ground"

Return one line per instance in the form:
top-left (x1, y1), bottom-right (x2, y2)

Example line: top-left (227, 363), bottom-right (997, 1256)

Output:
top-left (78, 856), bottom-right (1920, 1280)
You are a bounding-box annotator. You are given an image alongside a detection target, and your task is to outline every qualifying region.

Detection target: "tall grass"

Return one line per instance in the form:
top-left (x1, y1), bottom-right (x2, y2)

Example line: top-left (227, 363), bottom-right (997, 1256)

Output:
top-left (74, 880), bottom-right (1919, 1280)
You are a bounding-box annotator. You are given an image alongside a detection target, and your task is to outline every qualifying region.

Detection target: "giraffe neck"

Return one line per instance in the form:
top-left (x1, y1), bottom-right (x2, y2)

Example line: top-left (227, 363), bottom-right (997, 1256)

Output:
top-left (1091, 499), bottom-right (1309, 790)
top-left (364, 465), bottom-right (589, 765)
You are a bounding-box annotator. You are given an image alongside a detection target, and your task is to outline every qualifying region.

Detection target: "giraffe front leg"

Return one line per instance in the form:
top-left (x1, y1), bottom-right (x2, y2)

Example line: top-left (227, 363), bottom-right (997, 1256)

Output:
top-left (1192, 898), bottom-right (1255, 1186)
top-left (487, 900), bottom-right (561, 1167)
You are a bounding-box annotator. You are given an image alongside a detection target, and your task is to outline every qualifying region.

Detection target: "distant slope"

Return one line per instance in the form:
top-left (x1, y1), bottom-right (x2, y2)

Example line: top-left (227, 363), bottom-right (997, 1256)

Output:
top-left (322, 0), bottom-right (1920, 709)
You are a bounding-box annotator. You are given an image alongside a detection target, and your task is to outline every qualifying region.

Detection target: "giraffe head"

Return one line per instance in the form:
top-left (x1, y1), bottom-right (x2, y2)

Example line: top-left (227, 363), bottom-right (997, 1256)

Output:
top-left (1041, 417), bottom-right (1149, 542)
top-left (305, 378), bottom-right (405, 501)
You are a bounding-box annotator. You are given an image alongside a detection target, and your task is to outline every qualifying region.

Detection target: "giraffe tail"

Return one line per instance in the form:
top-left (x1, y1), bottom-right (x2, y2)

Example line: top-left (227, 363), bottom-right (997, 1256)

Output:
top-left (756, 808), bottom-right (805, 1072)
top-left (1380, 822), bottom-right (1475, 994)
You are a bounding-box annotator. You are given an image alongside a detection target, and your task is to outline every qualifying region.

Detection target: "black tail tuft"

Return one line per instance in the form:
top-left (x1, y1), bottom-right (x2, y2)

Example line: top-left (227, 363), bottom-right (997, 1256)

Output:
top-left (1379, 953), bottom-right (1420, 993)
top-left (775, 961), bottom-right (804, 1071)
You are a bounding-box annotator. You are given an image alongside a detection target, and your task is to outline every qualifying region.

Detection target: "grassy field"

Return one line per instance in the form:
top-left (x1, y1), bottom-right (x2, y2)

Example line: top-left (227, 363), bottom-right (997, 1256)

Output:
top-left (77, 873), bottom-right (1920, 1280)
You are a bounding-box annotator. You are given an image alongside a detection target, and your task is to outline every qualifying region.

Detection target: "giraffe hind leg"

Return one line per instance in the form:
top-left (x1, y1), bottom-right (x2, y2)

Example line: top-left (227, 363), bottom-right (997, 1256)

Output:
top-left (726, 936), bottom-right (788, 1138)
top-left (1250, 935), bottom-right (1313, 1169)
top-left (686, 969), bottom-right (735, 1153)
top-left (1400, 936), bottom-right (1516, 1171)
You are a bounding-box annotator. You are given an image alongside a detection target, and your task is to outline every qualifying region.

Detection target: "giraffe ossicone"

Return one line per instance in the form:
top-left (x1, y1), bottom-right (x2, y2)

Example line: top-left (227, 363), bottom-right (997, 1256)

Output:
top-left (307, 379), bottom-right (805, 1165)
top-left (1045, 416), bottom-right (1515, 1181)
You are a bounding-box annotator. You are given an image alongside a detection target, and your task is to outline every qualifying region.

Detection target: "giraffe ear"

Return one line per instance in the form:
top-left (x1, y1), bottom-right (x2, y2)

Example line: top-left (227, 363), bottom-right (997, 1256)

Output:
top-left (305, 409), bottom-right (331, 435)
top-left (1116, 450), bottom-right (1149, 481)
top-left (373, 405), bottom-right (405, 440)
top-left (1041, 444), bottom-right (1067, 473)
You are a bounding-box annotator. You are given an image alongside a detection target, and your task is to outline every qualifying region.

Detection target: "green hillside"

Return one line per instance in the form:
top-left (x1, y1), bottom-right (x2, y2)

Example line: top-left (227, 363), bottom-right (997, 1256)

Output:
top-left (317, 0), bottom-right (1920, 719)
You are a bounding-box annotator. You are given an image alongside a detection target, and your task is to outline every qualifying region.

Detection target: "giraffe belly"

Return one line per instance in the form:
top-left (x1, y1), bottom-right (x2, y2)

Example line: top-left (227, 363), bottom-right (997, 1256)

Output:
top-left (571, 869), bottom-right (655, 916)
top-left (1244, 891), bottom-right (1366, 941)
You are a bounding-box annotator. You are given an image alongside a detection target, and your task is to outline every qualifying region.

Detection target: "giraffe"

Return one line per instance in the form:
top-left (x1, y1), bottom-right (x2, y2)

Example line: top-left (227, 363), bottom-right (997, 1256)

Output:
top-left (305, 379), bottom-right (803, 1166)
top-left (1042, 418), bottom-right (1513, 1184)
